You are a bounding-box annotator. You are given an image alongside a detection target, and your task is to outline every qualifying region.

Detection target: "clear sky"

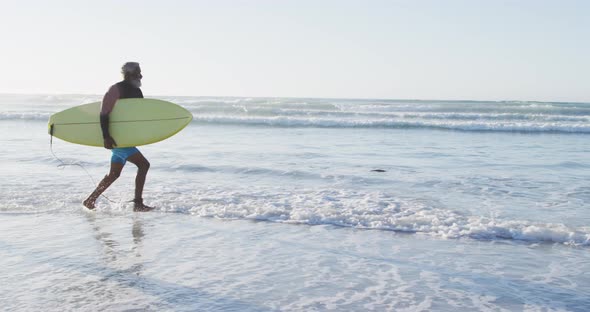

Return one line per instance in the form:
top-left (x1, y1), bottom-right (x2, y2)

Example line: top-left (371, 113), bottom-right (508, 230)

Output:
top-left (1, 0), bottom-right (589, 102)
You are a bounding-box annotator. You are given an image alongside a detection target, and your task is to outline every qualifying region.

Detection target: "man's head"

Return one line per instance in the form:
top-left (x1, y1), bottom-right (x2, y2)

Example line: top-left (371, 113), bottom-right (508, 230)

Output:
top-left (121, 62), bottom-right (142, 88)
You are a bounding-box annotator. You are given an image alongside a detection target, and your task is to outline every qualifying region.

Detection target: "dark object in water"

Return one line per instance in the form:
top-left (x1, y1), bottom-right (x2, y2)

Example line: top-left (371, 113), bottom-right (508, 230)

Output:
top-left (371, 169), bottom-right (386, 172)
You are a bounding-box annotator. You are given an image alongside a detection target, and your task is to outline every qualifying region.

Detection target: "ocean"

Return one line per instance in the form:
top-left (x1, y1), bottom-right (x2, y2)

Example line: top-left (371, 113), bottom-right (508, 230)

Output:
top-left (1, 94), bottom-right (589, 311)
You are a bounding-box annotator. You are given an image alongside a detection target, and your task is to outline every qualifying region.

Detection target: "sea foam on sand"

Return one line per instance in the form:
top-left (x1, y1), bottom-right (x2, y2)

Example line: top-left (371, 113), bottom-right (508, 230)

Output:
top-left (1, 211), bottom-right (589, 311)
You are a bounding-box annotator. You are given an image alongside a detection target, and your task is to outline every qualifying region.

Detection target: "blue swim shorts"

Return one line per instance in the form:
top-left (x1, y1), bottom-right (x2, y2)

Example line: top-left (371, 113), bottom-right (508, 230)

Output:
top-left (111, 147), bottom-right (140, 165)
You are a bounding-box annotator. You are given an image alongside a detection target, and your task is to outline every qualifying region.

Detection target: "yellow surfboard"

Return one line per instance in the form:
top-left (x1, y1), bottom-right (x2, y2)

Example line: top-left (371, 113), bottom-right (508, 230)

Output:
top-left (48, 98), bottom-right (193, 147)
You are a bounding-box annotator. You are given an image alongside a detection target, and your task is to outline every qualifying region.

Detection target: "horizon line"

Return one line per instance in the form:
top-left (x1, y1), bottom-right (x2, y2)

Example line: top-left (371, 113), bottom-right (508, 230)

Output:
top-left (0, 91), bottom-right (588, 105)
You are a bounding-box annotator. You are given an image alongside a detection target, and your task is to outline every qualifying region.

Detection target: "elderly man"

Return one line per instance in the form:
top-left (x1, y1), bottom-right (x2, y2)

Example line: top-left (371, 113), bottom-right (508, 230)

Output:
top-left (83, 62), bottom-right (153, 211)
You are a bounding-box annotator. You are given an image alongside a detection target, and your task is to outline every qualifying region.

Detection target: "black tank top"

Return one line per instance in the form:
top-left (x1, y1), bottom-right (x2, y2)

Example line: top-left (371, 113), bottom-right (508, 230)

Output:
top-left (116, 80), bottom-right (143, 99)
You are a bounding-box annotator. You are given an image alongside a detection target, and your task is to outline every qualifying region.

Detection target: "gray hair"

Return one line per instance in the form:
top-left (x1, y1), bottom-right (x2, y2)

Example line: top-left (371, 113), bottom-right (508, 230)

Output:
top-left (121, 62), bottom-right (140, 75)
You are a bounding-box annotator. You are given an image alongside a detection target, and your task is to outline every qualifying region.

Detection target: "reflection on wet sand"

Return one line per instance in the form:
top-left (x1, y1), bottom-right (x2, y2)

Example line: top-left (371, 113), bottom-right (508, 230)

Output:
top-left (77, 212), bottom-right (274, 310)
top-left (83, 212), bottom-right (145, 276)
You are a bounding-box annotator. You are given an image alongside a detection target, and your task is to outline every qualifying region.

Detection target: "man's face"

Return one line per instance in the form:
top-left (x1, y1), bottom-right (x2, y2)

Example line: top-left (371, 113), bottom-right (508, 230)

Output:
top-left (128, 67), bottom-right (142, 87)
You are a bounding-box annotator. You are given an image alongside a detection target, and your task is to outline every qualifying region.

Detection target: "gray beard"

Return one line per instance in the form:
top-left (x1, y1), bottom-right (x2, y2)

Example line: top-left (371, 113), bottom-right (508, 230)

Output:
top-left (130, 79), bottom-right (142, 88)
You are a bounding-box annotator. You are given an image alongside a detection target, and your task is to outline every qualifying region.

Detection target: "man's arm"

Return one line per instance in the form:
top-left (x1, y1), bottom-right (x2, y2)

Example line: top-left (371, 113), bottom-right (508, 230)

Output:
top-left (100, 85), bottom-right (120, 149)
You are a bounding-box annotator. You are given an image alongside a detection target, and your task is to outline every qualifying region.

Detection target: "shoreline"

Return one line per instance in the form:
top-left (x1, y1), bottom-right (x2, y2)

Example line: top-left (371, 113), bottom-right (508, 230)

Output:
top-left (2, 210), bottom-right (588, 311)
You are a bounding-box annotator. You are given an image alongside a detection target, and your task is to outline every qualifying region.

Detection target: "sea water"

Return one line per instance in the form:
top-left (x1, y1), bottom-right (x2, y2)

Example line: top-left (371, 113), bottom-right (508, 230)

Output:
top-left (1, 94), bottom-right (589, 311)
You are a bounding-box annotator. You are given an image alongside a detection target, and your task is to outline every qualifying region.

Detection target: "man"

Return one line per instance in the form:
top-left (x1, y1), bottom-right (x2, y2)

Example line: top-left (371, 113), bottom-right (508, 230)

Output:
top-left (83, 62), bottom-right (153, 212)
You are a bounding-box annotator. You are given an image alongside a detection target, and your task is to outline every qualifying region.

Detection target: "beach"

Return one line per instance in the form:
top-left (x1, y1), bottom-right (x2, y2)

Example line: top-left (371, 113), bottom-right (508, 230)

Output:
top-left (4, 212), bottom-right (589, 311)
top-left (1, 94), bottom-right (589, 311)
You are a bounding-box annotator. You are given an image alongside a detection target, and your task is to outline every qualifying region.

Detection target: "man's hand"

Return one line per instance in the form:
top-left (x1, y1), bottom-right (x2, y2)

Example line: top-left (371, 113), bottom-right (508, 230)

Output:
top-left (104, 136), bottom-right (117, 149)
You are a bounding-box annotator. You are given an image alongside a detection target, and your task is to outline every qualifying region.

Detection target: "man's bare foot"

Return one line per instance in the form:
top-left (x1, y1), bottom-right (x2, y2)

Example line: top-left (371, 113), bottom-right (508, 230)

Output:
top-left (133, 198), bottom-right (154, 212)
top-left (83, 198), bottom-right (96, 210)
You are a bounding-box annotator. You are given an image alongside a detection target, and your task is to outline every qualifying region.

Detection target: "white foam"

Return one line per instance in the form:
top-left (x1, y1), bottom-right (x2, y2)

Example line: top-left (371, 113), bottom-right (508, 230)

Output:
top-left (142, 188), bottom-right (590, 246)
top-left (189, 114), bottom-right (590, 133)
top-left (0, 112), bottom-right (52, 120)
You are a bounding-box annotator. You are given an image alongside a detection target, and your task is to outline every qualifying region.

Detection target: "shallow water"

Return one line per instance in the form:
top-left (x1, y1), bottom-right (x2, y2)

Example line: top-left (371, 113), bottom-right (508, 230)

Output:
top-left (2, 212), bottom-right (589, 311)
top-left (1, 94), bottom-right (589, 311)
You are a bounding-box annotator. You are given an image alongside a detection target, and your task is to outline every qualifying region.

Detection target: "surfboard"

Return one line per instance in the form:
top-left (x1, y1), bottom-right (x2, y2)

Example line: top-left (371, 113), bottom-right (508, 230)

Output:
top-left (48, 98), bottom-right (193, 147)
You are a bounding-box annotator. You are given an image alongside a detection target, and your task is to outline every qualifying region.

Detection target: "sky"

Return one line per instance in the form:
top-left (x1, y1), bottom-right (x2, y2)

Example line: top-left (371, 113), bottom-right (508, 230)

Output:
top-left (1, 0), bottom-right (589, 102)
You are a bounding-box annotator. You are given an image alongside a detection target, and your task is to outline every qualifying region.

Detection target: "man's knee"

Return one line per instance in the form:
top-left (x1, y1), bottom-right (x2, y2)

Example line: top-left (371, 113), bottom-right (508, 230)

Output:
top-left (138, 160), bottom-right (150, 173)
top-left (107, 171), bottom-right (121, 180)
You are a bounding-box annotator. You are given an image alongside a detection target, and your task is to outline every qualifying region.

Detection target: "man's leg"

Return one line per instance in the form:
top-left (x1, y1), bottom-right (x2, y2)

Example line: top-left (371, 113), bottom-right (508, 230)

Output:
top-left (126, 152), bottom-right (153, 211)
top-left (83, 162), bottom-right (124, 209)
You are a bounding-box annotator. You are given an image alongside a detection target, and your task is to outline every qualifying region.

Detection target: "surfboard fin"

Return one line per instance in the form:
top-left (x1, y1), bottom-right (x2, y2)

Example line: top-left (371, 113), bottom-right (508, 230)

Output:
top-left (49, 124), bottom-right (54, 145)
